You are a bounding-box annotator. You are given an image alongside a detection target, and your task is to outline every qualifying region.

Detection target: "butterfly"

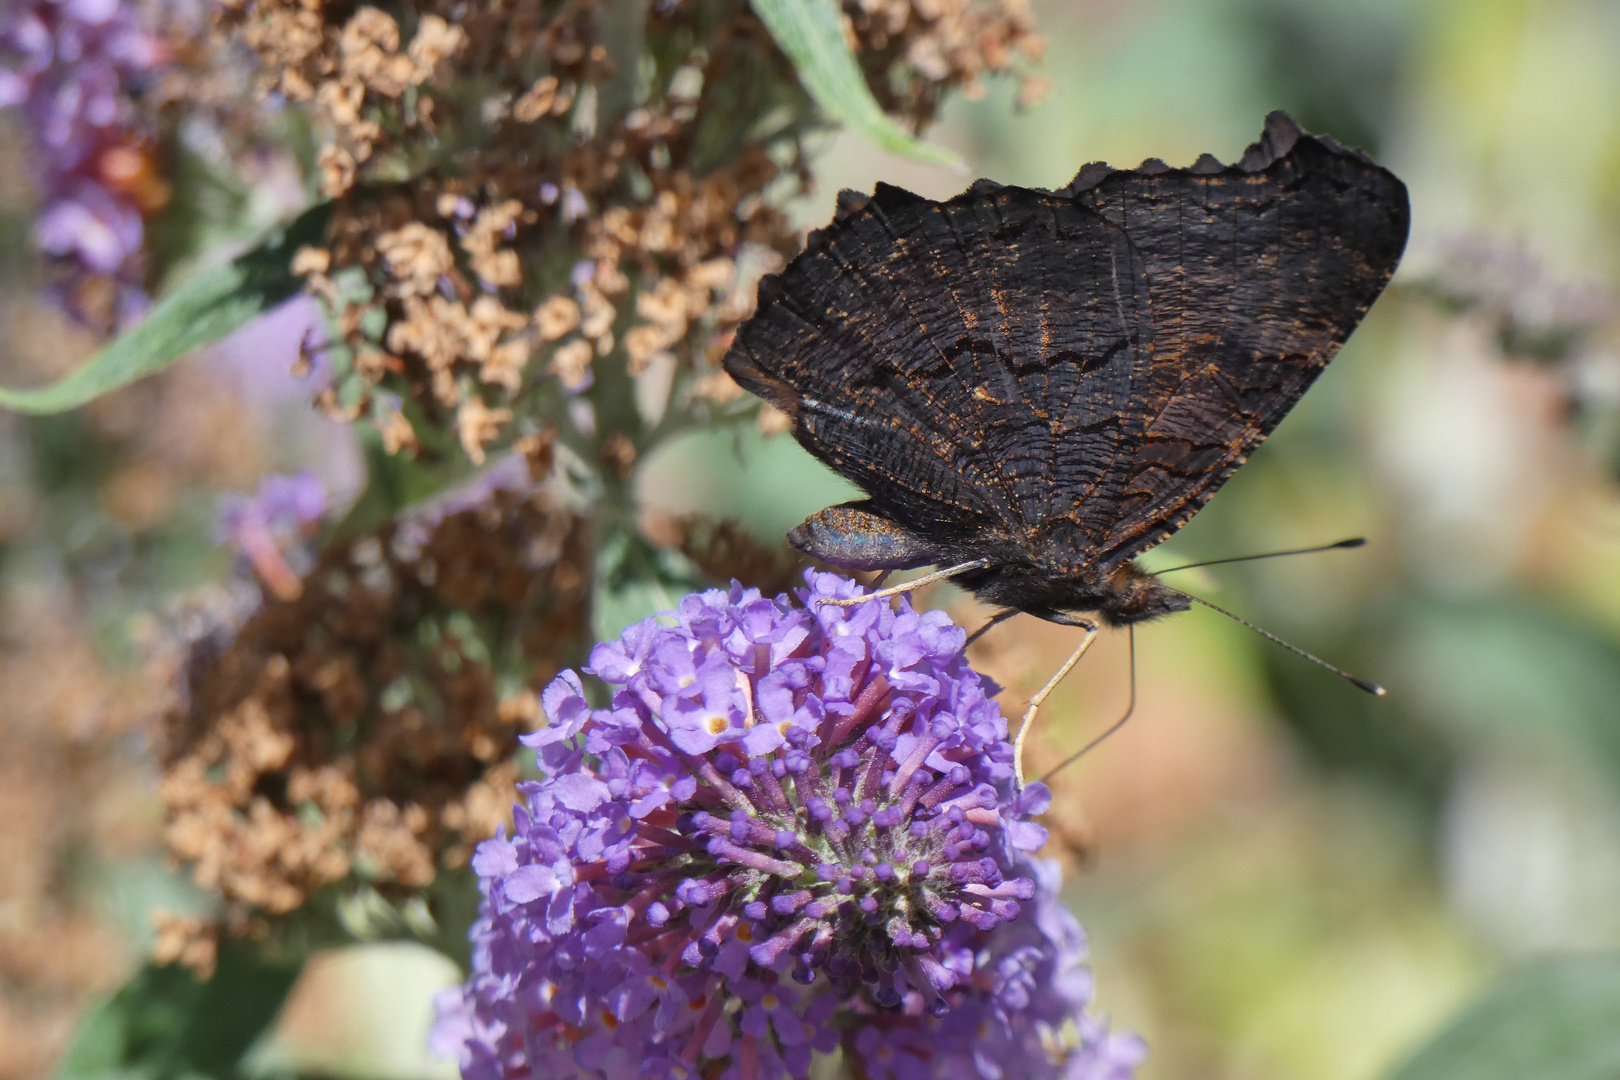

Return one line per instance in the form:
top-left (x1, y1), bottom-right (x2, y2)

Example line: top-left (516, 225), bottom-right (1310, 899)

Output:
top-left (725, 113), bottom-right (1406, 639)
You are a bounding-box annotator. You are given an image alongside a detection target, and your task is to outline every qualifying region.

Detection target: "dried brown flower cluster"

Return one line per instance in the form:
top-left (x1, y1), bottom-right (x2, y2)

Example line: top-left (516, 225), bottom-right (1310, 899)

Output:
top-left (640, 510), bottom-right (810, 598)
top-left (848, 0), bottom-right (1050, 118)
top-left (155, 485), bottom-right (590, 972)
top-left (215, 0), bottom-right (782, 461)
top-left (217, 0), bottom-right (1039, 462)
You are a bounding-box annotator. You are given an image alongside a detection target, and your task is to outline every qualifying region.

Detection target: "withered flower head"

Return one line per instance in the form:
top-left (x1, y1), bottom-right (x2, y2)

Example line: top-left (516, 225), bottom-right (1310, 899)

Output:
top-left (157, 480), bottom-right (591, 965)
top-left (221, 0), bottom-right (1042, 463)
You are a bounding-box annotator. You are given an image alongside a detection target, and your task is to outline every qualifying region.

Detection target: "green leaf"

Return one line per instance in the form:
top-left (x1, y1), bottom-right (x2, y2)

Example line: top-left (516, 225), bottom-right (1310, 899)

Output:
top-left (237, 942), bottom-right (461, 1080)
top-left (0, 203), bottom-right (333, 415)
top-left (591, 526), bottom-right (704, 645)
top-left (53, 945), bottom-right (302, 1080)
top-left (1386, 955), bottom-right (1620, 1080)
top-left (748, 0), bottom-right (962, 168)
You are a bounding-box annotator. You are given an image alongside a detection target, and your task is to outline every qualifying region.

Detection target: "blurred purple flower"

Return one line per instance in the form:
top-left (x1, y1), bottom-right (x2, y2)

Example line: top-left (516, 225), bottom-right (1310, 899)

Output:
top-left (217, 471), bottom-right (325, 542)
top-left (432, 571), bottom-right (1141, 1080)
top-left (1069, 1016), bottom-right (1150, 1080)
top-left (0, 0), bottom-right (170, 325)
top-left (34, 179), bottom-right (145, 272)
top-left (217, 471), bottom-right (325, 600)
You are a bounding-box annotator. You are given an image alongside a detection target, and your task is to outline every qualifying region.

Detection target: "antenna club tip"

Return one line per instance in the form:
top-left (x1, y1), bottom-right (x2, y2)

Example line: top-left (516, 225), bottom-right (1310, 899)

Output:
top-left (1352, 677), bottom-right (1386, 696)
top-left (1336, 537), bottom-right (1369, 549)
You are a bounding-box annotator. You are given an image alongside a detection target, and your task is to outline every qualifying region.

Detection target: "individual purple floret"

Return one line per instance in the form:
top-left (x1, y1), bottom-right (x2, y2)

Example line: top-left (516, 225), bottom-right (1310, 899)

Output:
top-left (0, 0), bottom-right (170, 326)
top-left (432, 570), bottom-right (1142, 1080)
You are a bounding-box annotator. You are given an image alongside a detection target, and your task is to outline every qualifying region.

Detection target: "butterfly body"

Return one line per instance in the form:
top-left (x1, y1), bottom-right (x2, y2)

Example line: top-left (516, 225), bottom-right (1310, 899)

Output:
top-left (787, 498), bottom-right (1190, 625)
top-left (962, 558), bottom-right (1190, 627)
top-left (725, 113), bottom-right (1409, 627)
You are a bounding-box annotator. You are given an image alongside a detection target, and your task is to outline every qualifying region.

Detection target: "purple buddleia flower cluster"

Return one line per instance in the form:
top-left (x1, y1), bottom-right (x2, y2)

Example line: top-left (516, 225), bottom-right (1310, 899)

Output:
top-left (432, 570), bottom-right (1144, 1080)
top-left (0, 0), bottom-right (170, 325)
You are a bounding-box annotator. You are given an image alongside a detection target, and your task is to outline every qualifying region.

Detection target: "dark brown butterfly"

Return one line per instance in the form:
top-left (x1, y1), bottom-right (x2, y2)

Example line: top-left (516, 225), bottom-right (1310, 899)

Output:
top-left (723, 112), bottom-right (1407, 656)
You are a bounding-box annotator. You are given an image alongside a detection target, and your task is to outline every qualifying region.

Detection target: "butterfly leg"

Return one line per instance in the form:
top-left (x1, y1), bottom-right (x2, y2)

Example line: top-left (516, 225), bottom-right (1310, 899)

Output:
top-left (1014, 616), bottom-right (1100, 789)
top-left (965, 608), bottom-right (1018, 648)
top-left (818, 559), bottom-right (990, 607)
top-left (1037, 625), bottom-right (1139, 786)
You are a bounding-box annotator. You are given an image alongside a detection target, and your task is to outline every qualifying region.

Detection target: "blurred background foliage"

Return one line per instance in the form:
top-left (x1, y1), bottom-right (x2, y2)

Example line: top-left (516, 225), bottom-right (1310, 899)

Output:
top-left (5, 0), bottom-right (1620, 1077)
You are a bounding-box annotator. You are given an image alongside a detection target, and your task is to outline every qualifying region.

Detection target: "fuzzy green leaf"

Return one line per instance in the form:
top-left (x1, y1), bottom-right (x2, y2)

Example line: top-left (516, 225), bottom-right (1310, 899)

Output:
top-left (749, 0), bottom-right (962, 168)
top-left (0, 203), bottom-right (333, 415)
top-left (52, 945), bottom-right (301, 1080)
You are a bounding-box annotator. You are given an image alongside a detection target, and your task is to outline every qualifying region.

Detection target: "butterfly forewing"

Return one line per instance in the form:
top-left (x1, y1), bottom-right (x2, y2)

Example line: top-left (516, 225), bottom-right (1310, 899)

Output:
top-left (1064, 119), bottom-right (1410, 569)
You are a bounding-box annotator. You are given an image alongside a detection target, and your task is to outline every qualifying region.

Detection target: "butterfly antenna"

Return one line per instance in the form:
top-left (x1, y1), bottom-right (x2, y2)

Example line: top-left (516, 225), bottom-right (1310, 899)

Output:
top-left (819, 559), bottom-right (989, 607)
top-left (1165, 587), bottom-right (1385, 696)
top-left (1013, 618), bottom-right (1101, 789)
top-left (1037, 625), bottom-right (1138, 785)
top-left (1156, 537), bottom-right (1366, 574)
